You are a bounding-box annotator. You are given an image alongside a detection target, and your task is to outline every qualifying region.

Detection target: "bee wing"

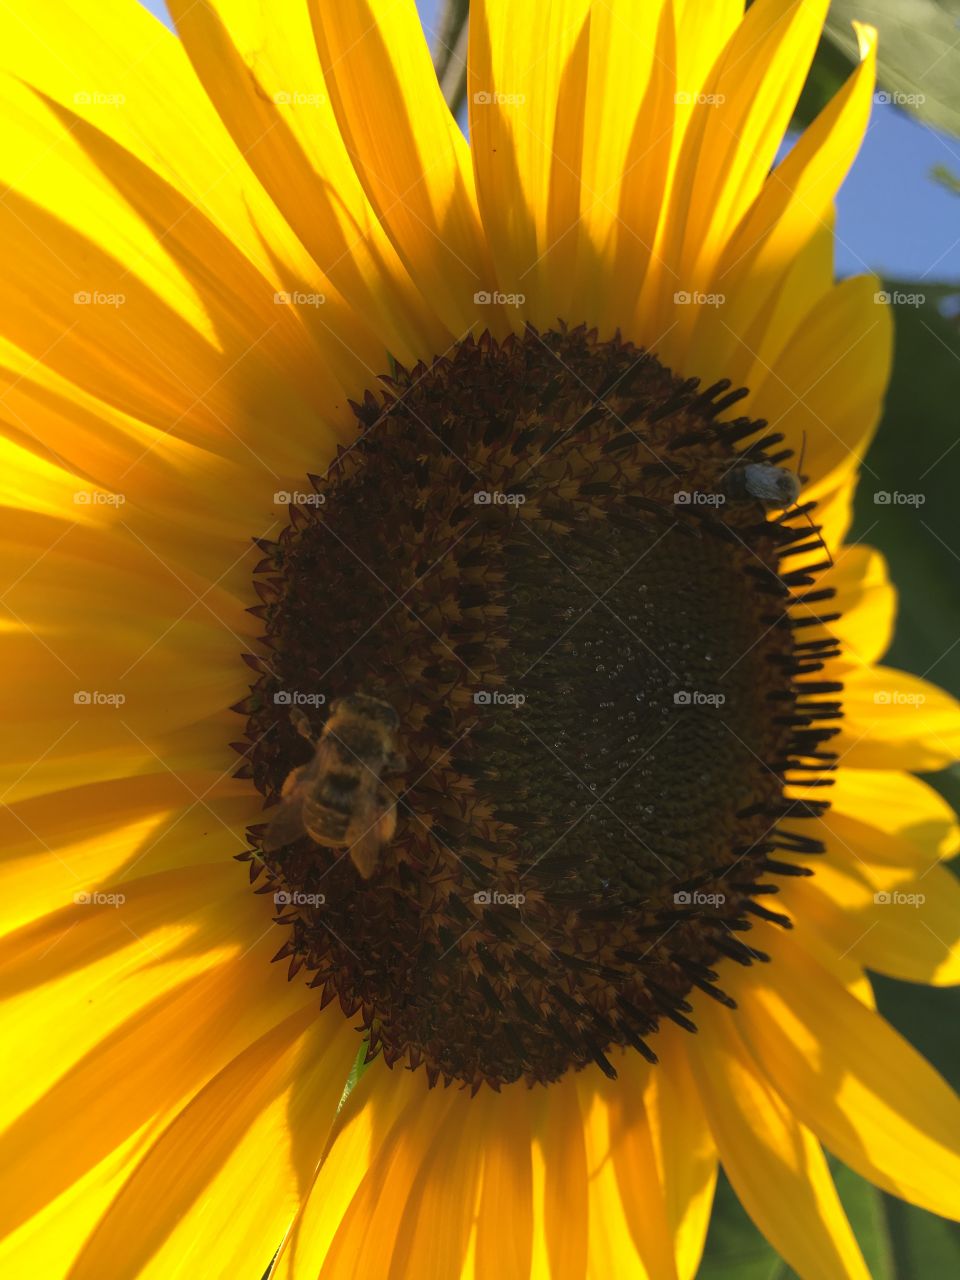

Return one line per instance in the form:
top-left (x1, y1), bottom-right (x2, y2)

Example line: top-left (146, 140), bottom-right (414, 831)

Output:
top-left (347, 785), bottom-right (397, 879)
top-left (261, 793), bottom-right (308, 853)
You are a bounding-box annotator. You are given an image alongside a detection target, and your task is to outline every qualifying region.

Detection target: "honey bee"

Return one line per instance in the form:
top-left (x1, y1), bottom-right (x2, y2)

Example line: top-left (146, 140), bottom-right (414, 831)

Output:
top-left (262, 694), bottom-right (405, 878)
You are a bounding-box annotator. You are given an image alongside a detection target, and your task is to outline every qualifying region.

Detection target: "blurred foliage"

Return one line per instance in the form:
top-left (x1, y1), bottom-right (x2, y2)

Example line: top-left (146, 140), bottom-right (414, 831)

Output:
top-left (931, 163), bottom-right (960, 196)
top-left (795, 1), bottom-right (960, 136)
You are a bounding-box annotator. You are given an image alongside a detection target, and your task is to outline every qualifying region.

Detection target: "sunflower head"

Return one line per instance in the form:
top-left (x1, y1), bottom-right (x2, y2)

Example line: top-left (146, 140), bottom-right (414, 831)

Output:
top-left (234, 323), bottom-right (838, 1090)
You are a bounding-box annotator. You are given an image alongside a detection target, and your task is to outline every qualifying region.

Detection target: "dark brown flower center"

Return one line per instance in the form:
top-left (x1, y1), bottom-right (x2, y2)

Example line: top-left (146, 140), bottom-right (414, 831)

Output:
top-left (234, 325), bottom-right (840, 1091)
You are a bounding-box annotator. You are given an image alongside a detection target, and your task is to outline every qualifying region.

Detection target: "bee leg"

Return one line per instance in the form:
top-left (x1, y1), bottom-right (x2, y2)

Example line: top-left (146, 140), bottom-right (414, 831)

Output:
top-left (347, 791), bottom-right (397, 879)
top-left (290, 706), bottom-right (316, 743)
top-left (280, 763), bottom-right (309, 797)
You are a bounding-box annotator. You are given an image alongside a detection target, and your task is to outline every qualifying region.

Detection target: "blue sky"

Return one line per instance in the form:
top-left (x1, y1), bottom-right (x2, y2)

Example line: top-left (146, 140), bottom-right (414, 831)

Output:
top-left (139, 0), bottom-right (959, 284)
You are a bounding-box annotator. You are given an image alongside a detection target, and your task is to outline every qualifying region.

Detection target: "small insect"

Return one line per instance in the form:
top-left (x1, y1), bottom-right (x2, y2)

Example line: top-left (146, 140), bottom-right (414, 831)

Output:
top-left (724, 460), bottom-right (801, 507)
top-left (262, 694), bottom-right (406, 878)
top-left (723, 432), bottom-right (833, 566)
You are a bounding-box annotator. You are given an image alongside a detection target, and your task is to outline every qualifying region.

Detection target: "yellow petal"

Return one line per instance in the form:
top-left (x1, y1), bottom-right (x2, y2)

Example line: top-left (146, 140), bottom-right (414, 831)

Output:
top-left (0, 883), bottom-right (320, 1257)
top-left (0, 775), bottom-right (256, 937)
top-left (167, 0), bottom-right (446, 365)
top-left (779, 861), bottom-right (960, 985)
top-left (650, 0), bottom-right (830, 358)
top-left (834, 665), bottom-right (960, 770)
top-left (468, 0), bottom-right (592, 330)
top-left (66, 1005), bottom-right (356, 1280)
top-left (573, 1), bottom-right (675, 332)
top-left (578, 1062), bottom-right (674, 1279)
top-left (694, 24), bottom-right (877, 384)
top-left (471, 1086), bottom-right (533, 1280)
top-left (270, 1066), bottom-right (418, 1280)
top-left (531, 1080), bottom-right (589, 1280)
top-left (641, 1025), bottom-right (718, 1280)
top-left (828, 768), bottom-right (960, 862)
top-left (313, 0), bottom-right (492, 339)
top-left (0, 15), bottom-right (364, 431)
top-left (686, 999), bottom-right (870, 1280)
top-left (820, 545), bottom-right (896, 667)
top-left (743, 274), bottom-right (892, 495)
top-left (732, 922), bottom-right (960, 1219)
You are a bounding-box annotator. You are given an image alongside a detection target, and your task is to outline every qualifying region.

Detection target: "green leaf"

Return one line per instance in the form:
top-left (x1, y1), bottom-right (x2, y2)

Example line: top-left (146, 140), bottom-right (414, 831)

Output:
top-left (335, 1037), bottom-right (372, 1114)
top-left (848, 280), bottom-right (960, 694)
top-left (696, 1171), bottom-right (783, 1280)
top-left (824, 0), bottom-right (960, 136)
top-left (697, 1159), bottom-right (953, 1279)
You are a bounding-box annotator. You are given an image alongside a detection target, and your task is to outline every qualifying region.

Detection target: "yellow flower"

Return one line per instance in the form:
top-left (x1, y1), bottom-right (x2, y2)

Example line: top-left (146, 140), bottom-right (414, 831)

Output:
top-left (1, 1), bottom-right (958, 1278)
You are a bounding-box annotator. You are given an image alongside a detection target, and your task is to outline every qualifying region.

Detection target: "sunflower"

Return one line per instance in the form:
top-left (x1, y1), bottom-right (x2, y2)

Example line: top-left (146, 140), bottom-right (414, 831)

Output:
top-left (1, 0), bottom-right (959, 1276)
